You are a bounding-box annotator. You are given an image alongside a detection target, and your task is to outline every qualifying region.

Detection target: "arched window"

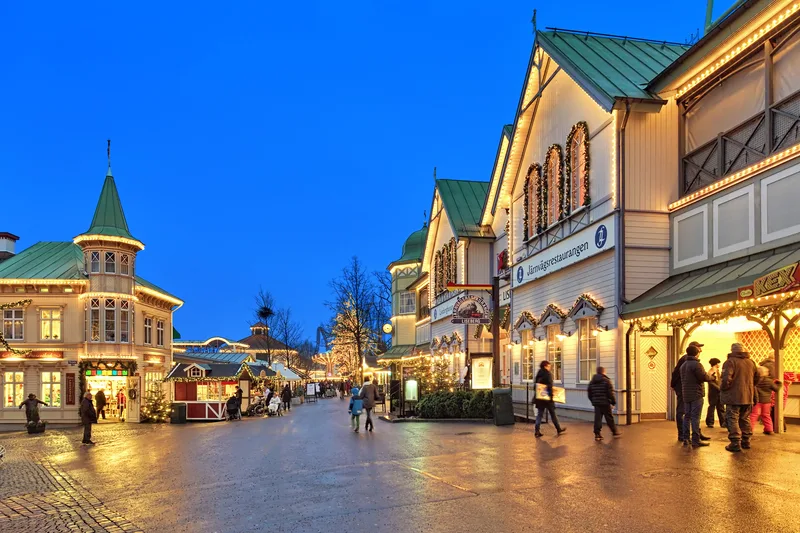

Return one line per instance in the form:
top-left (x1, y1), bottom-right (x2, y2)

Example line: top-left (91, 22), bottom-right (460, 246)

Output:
top-left (545, 145), bottom-right (563, 226)
top-left (567, 122), bottom-right (590, 213)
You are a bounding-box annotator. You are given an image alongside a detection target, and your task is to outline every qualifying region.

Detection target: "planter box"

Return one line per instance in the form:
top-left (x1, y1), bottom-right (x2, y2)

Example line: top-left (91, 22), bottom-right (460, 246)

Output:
top-left (26, 425), bottom-right (46, 434)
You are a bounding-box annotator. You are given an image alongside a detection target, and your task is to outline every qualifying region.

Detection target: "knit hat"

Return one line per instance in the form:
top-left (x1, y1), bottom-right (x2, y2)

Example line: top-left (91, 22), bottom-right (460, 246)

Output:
top-left (731, 343), bottom-right (744, 353)
top-left (709, 358), bottom-right (721, 366)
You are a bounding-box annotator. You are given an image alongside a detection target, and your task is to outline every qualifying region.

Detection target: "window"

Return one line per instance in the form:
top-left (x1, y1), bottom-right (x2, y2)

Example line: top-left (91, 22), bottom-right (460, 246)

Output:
top-left (157, 319), bottom-right (165, 347)
top-left (418, 288), bottom-right (430, 319)
top-left (521, 329), bottom-right (534, 381)
top-left (120, 254), bottom-right (130, 275)
top-left (104, 299), bottom-right (116, 342)
top-left (120, 301), bottom-right (130, 343)
top-left (188, 367), bottom-right (203, 378)
top-left (578, 318), bottom-right (598, 382)
top-left (196, 381), bottom-right (221, 401)
top-left (399, 292), bottom-right (415, 315)
top-left (40, 309), bottom-right (62, 340)
top-left (546, 145), bottom-right (563, 226)
top-left (41, 371), bottom-right (61, 407)
top-left (3, 309), bottom-right (23, 341)
top-left (144, 317), bottom-right (153, 345)
top-left (3, 371), bottom-right (24, 407)
top-left (569, 125), bottom-right (588, 212)
top-left (90, 252), bottom-right (100, 273)
top-left (105, 252), bottom-right (116, 274)
top-left (90, 299), bottom-right (100, 342)
top-left (145, 372), bottom-right (164, 393)
top-left (547, 325), bottom-right (563, 381)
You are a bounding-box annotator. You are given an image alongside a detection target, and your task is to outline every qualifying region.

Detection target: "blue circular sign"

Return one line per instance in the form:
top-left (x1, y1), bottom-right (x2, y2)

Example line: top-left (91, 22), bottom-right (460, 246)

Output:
top-left (595, 225), bottom-right (608, 249)
top-left (433, 308), bottom-right (438, 320)
top-left (516, 266), bottom-right (524, 284)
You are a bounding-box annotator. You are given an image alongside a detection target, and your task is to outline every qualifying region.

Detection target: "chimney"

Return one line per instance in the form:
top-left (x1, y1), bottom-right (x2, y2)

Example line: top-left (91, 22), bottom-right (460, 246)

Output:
top-left (0, 233), bottom-right (20, 263)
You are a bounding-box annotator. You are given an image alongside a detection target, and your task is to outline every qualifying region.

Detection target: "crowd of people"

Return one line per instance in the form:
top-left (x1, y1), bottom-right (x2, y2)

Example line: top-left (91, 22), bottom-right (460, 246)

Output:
top-left (672, 341), bottom-right (786, 452)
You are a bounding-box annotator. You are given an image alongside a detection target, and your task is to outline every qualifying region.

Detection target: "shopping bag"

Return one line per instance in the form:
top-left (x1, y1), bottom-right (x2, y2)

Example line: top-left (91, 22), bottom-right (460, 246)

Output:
top-left (552, 386), bottom-right (566, 404)
top-left (535, 383), bottom-right (551, 401)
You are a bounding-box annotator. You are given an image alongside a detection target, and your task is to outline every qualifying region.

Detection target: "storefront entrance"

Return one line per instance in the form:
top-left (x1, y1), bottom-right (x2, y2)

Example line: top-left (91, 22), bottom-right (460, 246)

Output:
top-left (86, 374), bottom-right (128, 421)
top-left (82, 361), bottom-right (139, 422)
top-left (639, 336), bottom-right (670, 419)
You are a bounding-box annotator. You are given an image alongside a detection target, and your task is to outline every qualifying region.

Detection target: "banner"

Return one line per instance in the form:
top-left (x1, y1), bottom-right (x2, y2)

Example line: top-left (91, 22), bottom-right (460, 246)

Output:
top-left (452, 295), bottom-right (491, 325)
top-left (738, 261), bottom-right (800, 299)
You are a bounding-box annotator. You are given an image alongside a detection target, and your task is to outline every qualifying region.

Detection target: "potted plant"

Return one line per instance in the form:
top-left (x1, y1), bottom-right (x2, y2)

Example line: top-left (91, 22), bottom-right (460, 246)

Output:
top-left (26, 420), bottom-right (46, 434)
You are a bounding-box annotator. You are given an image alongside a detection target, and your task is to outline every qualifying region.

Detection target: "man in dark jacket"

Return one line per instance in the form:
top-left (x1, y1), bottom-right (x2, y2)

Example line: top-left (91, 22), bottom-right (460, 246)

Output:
top-left (95, 389), bottom-right (106, 420)
top-left (587, 367), bottom-right (619, 440)
top-left (721, 343), bottom-right (759, 452)
top-left (79, 392), bottom-right (97, 445)
top-left (679, 345), bottom-right (712, 447)
top-left (671, 340), bottom-right (704, 441)
top-left (359, 377), bottom-right (380, 432)
top-left (705, 358), bottom-right (724, 428)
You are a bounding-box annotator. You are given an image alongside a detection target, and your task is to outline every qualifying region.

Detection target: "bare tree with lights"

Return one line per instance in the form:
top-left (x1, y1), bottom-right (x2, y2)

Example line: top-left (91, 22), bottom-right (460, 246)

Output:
top-left (274, 307), bottom-right (304, 371)
top-left (253, 288), bottom-right (276, 365)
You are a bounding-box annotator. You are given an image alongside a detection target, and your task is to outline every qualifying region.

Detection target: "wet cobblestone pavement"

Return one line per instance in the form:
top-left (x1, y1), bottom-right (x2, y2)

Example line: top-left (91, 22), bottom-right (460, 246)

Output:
top-left (1, 401), bottom-right (800, 533)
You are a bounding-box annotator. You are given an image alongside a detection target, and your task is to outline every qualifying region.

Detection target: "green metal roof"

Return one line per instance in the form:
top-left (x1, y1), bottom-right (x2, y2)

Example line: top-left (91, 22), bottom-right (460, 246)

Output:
top-left (502, 124), bottom-right (513, 140)
top-left (537, 30), bottom-right (690, 111)
top-left (173, 326), bottom-right (181, 340)
top-left (135, 275), bottom-right (182, 302)
top-left (390, 225), bottom-right (428, 267)
top-left (436, 179), bottom-right (493, 238)
top-left (622, 245), bottom-right (800, 319)
top-left (378, 344), bottom-right (415, 360)
top-left (0, 242), bottom-right (87, 280)
top-left (79, 167), bottom-right (140, 242)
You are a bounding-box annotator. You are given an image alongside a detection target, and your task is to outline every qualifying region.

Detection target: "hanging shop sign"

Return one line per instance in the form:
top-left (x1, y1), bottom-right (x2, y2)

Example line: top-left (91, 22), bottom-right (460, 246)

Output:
top-left (512, 217), bottom-right (616, 289)
top-left (0, 350), bottom-right (63, 360)
top-left (452, 295), bottom-right (491, 325)
top-left (738, 262), bottom-right (800, 299)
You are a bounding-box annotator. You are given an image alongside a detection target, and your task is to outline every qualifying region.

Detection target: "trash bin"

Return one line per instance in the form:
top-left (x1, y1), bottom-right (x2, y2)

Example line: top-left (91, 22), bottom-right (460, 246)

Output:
top-left (170, 402), bottom-right (187, 424)
top-left (492, 388), bottom-right (515, 426)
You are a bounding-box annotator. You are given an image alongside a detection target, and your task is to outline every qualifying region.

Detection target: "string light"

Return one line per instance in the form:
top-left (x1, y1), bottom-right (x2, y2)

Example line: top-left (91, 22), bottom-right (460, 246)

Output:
top-left (676, 3), bottom-right (800, 98)
top-left (74, 234), bottom-right (145, 251)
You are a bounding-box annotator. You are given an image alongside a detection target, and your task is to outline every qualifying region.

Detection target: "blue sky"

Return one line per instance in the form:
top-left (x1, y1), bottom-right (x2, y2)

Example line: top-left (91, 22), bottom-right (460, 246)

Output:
top-left (0, 1), bottom-right (729, 342)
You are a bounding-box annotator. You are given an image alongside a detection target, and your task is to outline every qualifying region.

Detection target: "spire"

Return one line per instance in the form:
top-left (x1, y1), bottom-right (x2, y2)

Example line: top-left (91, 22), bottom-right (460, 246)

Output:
top-left (75, 143), bottom-right (142, 247)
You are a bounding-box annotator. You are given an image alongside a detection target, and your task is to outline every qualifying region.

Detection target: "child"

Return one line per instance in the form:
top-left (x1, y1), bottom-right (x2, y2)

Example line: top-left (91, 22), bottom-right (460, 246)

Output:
top-left (751, 365), bottom-right (781, 435)
top-left (348, 387), bottom-right (363, 433)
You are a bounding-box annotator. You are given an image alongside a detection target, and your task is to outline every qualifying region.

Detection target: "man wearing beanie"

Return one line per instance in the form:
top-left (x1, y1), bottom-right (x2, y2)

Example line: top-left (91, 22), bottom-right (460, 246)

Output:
top-left (679, 345), bottom-right (712, 447)
top-left (705, 357), bottom-right (724, 428)
top-left (721, 343), bottom-right (759, 452)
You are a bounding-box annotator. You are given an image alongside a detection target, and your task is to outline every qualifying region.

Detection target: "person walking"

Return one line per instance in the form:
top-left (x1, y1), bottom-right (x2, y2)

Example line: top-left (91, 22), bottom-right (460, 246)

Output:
top-left (679, 345), bottom-right (712, 447)
top-left (587, 367), bottom-right (620, 441)
top-left (116, 390), bottom-right (127, 422)
top-left (359, 376), bottom-right (380, 432)
top-left (751, 365), bottom-right (781, 435)
top-left (281, 384), bottom-right (292, 412)
top-left (671, 341), bottom-right (703, 442)
top-left (18, 394), bottom-right (48, 423)
top-left (348, 387), bottom-right (363, 433)
top-left (95, 389), bottom-right (107, 421)
top-left (235, 386), bottom-right (243, 412)
top-left (534, 361), bottom-right (566, 438)
top-left (721, 343), bottom-right (759, 452)
top-left (705, 358), bottom-right (724, 428)
top-left (80, 392), bottom-right (97, 445)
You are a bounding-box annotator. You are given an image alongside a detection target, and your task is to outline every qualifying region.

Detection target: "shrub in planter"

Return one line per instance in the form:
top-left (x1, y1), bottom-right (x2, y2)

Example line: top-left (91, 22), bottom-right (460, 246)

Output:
top-left (25, 420), bottom-right (46, 434)
top-left (416, 390), bottom-right (493, 419)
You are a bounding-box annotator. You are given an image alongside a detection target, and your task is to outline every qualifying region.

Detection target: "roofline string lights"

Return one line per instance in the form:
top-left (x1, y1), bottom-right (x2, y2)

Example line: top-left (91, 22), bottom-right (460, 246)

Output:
top-left (675, 3), bottom-right (800, 98)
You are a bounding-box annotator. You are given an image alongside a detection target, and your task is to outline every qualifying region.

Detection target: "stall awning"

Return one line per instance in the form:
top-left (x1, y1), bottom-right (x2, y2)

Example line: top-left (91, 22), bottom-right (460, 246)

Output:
top-left (622, 246), bottom-right (800, 320)
top-left (378, 344), bottom-right (415, 360)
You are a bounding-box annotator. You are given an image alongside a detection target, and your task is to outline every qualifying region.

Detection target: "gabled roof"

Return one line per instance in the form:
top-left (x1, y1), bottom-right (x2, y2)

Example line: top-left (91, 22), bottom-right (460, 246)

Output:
top-left (389, 225), bottom-right (428, 268)
top-left (436, 179), bottom-right (492, 238)
top-left (537, 29), bottom-right (689, 110)
top-left (79, 166), bottom-right (141, 243)
top-left (0, 242), bottom-right (87, 280)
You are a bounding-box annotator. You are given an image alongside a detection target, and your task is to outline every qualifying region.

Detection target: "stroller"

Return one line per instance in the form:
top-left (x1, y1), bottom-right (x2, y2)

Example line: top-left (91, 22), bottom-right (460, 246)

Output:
top-left (267, 396), bottom-right (283, 417)
top-left (226, 396), bottom-right (241, 421)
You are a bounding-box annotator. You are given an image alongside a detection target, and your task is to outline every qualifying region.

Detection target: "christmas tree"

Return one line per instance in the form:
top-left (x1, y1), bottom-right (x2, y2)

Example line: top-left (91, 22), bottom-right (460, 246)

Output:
top-left (140, 387), bottom-right (171, 423)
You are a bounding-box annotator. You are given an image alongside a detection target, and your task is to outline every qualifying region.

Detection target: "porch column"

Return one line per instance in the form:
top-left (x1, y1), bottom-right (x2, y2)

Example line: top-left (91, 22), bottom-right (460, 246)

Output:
top-left (775, 313), bottom-right (784, 435)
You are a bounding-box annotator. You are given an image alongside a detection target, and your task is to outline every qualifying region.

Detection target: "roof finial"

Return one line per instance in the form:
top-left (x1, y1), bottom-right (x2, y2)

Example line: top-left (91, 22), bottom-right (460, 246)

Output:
top-left (423, 210), bottom-right (428, 228)
top-left (106, 139), bottom-right (112, 177)
top-left (433, 166), bottom-right (437, 182)
top-left (531, 9), bottom-right (537, 35)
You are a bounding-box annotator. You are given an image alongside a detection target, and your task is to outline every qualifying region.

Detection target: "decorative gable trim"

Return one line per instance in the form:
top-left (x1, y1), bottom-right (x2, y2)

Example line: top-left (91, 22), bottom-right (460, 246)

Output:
top-left (567, 294), bottom-right (604, 320)
top-left (539, 304), bottom-right (567, 327)
top-left (514, 311), bottom-right (537, 331)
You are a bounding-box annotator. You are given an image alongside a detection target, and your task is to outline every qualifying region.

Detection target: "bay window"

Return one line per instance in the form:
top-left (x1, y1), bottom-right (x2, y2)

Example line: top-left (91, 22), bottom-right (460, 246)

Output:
top-left (90, 252), bottom-right (100, 273)
top-left (105, 252), bottom-right (116, 274)
top-left (104, 299), bottom-right (116, 342)
top-left (120, 254), bottom-right (130, 275)
top-left (120, 301), bottom-right (130, 343)
top-left (90, 299), bottom-right (100, 341)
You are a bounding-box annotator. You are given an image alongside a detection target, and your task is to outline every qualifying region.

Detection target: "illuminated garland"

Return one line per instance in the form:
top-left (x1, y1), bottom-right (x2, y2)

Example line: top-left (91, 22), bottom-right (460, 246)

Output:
top-left (545, 144), bottom-right (565, 222)
top-left (449, 238), bottom-right (457, 283)
top-left (473, 324), bottom-right (484, 339)
top-left (0, 300), bottom-right (32, 356)
top-left (523, 168), bottom-right (531, 241)
top-left (564, 121), bottom-right (591, 211)
top-left (569, 293), bottom-right (604, 315)
top-left (433, 240), bottom-right (457, 294)
top-left (514, 311), bottom-right (537, 330)
top-left (631, 294), bottom-right (800, 333)
top-left (500, 307), bottom-right (510, 331)
top-left (540, 303), bottom-right (567, 323)
top-left (523, 163), bottom-right (544, 240)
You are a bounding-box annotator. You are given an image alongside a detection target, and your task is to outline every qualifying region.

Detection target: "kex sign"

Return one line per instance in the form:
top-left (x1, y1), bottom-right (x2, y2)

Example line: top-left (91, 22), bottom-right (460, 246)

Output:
top-left (452, 295), bottom-right (491, 325)
top-left (738, 262), bottom-right (800, 299)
